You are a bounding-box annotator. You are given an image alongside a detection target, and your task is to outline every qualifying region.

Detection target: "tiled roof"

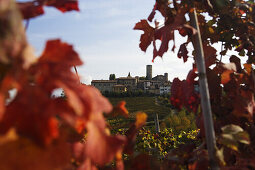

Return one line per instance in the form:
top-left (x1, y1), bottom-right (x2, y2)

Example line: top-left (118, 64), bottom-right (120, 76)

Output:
top-left (117, 77), bottom-right (136, 80)
top-left (91, 80), bottom-right (117, 83)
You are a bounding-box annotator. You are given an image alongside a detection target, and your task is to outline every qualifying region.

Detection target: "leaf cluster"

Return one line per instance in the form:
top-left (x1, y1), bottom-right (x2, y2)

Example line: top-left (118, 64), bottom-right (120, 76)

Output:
top-left (135, 0), bottom-right (255, 169)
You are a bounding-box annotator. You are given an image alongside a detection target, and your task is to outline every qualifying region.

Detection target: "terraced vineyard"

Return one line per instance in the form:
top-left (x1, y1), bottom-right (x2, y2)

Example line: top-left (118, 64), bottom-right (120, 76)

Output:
top-left (107, 97), bottom-right (172, 131)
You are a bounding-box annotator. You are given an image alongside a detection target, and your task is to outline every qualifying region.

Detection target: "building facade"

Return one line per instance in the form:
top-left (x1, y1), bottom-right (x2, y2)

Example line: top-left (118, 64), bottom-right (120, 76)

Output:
top-left (91, 80), bottom-right (117, 93)
top-left (91, 65), bottom-right (171, 95)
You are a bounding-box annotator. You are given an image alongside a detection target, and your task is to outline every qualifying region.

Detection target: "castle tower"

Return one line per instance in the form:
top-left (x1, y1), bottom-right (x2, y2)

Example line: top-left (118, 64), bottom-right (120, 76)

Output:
top-left (164, 73), bottom-right (168, 82)
top-left (146, 65), bottom-right (152, 80)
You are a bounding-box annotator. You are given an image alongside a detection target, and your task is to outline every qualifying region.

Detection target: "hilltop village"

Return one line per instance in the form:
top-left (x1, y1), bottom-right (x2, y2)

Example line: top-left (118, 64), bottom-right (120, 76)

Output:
top-left (91, 65), bottom-right (172, 95)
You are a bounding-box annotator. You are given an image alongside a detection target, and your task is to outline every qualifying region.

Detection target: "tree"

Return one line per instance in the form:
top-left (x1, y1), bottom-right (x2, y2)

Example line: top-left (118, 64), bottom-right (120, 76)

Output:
top-left (109, 74), bottom-right (116, 80)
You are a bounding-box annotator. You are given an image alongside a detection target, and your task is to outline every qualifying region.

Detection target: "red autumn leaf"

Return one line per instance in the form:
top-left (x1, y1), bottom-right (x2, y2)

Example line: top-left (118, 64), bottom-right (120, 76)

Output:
top-left (124, 112), bottom-right (147, 155)
top-left (232, 88), bottom-right (255, 121)
top-left (17, 2), bottom-right (44, 19)
top-left (0, 137), bottom-right (73, 170)
top-left (45, 0), bottom-right (79, 13)
top-left (85, 115), bottom-right (126, 166)
top-left (32, 39), bottom-right (113, 136)
top-left (170, 70), bottom-right (199, 112)
top-left (111, 101), bottom-right (129, 118)
top-left (154, 0), bottom-right (171, 19)
top-left (178, 42), bottom-right (189, 62)
top-left (153, 25), bottom-right (174, 60)
top-left (17, 0), bottom-right (79, 20)
top-left (39, 39), bottom-right (82, 67)
top-left (56, 83), bottom-right (113, 134)
top-left (134, 20), bottom-right (154, 52)
top-left (135, 6), bottom-right (188, 61)
top-left (152, 7), bottom-right (188, 60)
top-left (0, 85), bottom-right (59, 145)
top-left (203, 44), bottom-right (217, 67)
top-left (206, 68), bottom-right (222, 102)
top-left (33, 39), bottom-right (83, 92)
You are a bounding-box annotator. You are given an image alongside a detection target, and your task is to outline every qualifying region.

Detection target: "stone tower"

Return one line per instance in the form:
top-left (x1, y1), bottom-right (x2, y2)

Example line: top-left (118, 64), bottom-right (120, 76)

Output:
top-left (164, 73), bottom-right (168, 81)
top-left (146, 65), bottom-right (152, 80)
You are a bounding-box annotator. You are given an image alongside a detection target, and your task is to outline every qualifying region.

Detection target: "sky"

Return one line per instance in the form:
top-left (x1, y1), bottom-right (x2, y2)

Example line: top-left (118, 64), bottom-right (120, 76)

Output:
top-left (25, 0), bottom-right (201, 84)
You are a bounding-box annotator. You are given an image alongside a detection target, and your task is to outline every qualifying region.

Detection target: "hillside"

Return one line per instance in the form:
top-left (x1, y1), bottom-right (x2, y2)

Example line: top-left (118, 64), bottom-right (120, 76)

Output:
top-left (107, 96), bottom-right (172, 130)
top-left (109, 96), bottom-right (171, 120)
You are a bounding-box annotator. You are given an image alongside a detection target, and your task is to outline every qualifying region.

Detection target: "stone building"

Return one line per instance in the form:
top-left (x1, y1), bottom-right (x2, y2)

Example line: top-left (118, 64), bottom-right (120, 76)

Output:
top-left (91, 65), bottom-right (171, 95)
top-left (159, 82), bottom-right (171, 95)
top-left (117, 74), bottom-right (137, 91)
top-left (113, 85), bottom-right (127, 93)
top-left (91, 80), bottom-right (117, 93)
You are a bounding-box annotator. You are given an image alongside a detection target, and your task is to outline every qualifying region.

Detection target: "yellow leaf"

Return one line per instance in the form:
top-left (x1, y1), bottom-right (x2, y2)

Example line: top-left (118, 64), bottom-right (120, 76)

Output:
top-left (135, 112), bottom-right (147, 128)
top-left (209, 27), bottom-right (214, 34)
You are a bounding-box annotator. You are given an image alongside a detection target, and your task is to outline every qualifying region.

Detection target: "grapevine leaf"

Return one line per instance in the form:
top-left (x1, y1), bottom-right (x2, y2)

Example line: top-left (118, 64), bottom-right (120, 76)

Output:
top-left (45, 0), bottom-right (79, 13)
top-left (203, 44), bottom-right (217, 67)
top-left (0, 137), bottom-right (73, 170)
top-left (17, 2), bottom-right (44, 19)
top-left (178, 42), bottom-right (189, 62)
top-left (124, 112), bottom-right (147, 155)
top-left (152, 7), bottom-right (188, 60)
top-left (39, 39), bottom-right (82, 67)
top-left (170, 70), bottom-right (199, 112)
top-left (85, 115), bottom-right (126, 165)
top-left (134, 20), bottom-right (154, 52)
top-left (0, 85), bottom-right (59, 145)
top-left (110, 101), bottom-right (129, 118)
top-left (207, 68), bottom-right (222, 102)
top-left (17, 0), bottom-right (79, 20)
top-left (232, 89), bottom-right (255, 121)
